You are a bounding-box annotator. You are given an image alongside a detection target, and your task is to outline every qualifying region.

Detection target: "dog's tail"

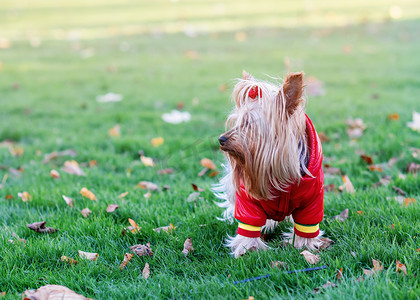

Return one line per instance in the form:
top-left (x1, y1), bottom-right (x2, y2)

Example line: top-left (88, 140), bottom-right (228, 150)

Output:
top-left (211, 162), bottom-right (236, 223)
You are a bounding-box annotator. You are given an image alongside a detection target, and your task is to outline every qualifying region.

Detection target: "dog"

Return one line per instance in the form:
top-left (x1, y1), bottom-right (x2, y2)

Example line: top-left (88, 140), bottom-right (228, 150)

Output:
top-left (213, 71), bottom-right (325, 258)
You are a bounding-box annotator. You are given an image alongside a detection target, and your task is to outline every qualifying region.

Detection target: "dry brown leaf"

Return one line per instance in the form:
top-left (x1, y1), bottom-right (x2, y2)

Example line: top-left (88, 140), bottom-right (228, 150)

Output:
top-left (270, 261), bottom-right (287, 269)
top-left (336, 268), bottom-right (343, 281)
top-left (362, 258), bottom-right (383, 276)
top-left (18, 191), bottom-right (32, 202)
top-left (42, 149), bottom-right (77, 164)
top-left (80, 187), bottom-right (97, 201)
top-left (388, 113), bottom-right (399, 121)
top-left (141, 155), bottom-right (154, 167)
top-left (50, 169), bottom-right (60, 179)
top-left (119, 253), bottom-right (134, 270)
top-left (324, 183), bottom-right (338, 193)
top-left (108, 124), bottom-right (121, 137)
top-left (182, 237), bottom-right (194, 257)
top-left (374, 176), bottom-right (391, 187)
top-left (396, 260), bottom-right (407, 275)
top-left (8, 145), bottom-right (24, 157)
top-left (153, 223), bottom-right (176, 233)
top-left (157, 168), bottom-right (174, 175)
top-left (300, 250), bottom-right (320, 264)
top-left (313, 281), bottom-right (338, 294)
top-left (187, 192), bottom-right (201, 202)
top-left (62, 160), bottom-right (85, 176)
top-left (324, 164), bottom-right (342, 175)
top-left (360, 154), bottom-right (373, 164)
top-left (81, 208), bottom-right (92, 218)
top-left (62, 195), bottom-right (73, 208)
top-left (89, 160), bottom-right (98, 167)
top-left (368, 165), bottom-right (383, 172)
top-left (356, 211), bottom-right (363, 215)
top-left (339, 175), bottom-right (355, 193)
top-left (130, 243), bottom-right (153, 256)
top-left (5, 194), bottom-right (13, 200)
top-left (200, 158), bottom-right (216, 170)
top-left (27, 221), bottom-right (58, 234)
top-left (151, 137), bottom-right (164, 147)
top-left (142, 262), bottom-right (150, 279)
top-left (318, 132), bottom-right (330, 143)
top-left (106, 204), bottom-right (119, 213)
top-left (209, 171), bottom-right (220, 177)
top-left (346, 118), bottom-right (366, 138)
top-left (318, 237), bottom-right (333, 250)
top-left (61, 255), bottom-right (78, 265)
top-left (22, 285), bottom-right (91, 300)
top-left (191, 183), bottom-right (204, 192)
top-left (137, 181), bottom-right (159, 191)
top-left (392, 186), bottom-right (406, 196)
top-left (78, 250), bottom-right (98, 261)
top-left (128, 218), bottom-right (140, 233)
top-left (332, 209), bottom-right (349, 222)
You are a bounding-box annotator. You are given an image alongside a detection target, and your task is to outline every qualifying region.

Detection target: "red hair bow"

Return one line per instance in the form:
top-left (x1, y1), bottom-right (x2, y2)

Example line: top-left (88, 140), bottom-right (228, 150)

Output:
top-left (248, 86), bottom-right (262, 99)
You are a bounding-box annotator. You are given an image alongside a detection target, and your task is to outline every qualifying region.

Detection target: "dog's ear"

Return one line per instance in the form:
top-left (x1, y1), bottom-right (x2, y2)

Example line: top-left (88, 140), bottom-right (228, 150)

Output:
top-left (242, 70), bottom-right (253, 80)
top-left (282, 72), bottom-right (304, 114)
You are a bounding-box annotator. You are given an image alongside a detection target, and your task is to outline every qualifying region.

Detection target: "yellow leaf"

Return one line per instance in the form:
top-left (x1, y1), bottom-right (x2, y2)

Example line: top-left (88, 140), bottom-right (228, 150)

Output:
top-left (339, 175), bottom-right (355, 193)
top-left (388, 113), bottom-right (399, 121)
top-left (119, 253), bottom-right (134, 270)
top-left (403, 198), bottom-right (416, 207)
top-left (150, 137), bottom-right (164, 147)
top-left (128, 218), bottom-right (140, 233)
top-left (18, 191), bottom-right (32, 202)
top-left (141, 155), bottom-right (154, 167)
top-left (108, 124), bottom-right (121, 137)
top-left (80, 187), bottom-right (97, 201)
top-left (118, 192), bottom-right (128, 198)
top-left (200, 158), bottom-right (216, 170)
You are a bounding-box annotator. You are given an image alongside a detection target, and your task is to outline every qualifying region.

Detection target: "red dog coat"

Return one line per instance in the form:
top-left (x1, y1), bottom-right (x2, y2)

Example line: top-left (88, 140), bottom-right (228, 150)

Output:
top-left (235, 114), bottom-right (324, 239)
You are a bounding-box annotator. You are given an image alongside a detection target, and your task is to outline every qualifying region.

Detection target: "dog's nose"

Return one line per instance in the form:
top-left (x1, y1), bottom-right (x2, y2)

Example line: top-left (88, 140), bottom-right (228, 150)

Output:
top-left (218, 136), bottom-right (228, 146)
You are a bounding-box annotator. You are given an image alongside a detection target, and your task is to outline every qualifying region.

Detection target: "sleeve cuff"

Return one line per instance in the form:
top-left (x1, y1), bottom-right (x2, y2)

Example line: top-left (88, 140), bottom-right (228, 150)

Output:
top-left (294, 223), bottom-right (319, 238)
top-left (237, 222), bottom-right (262, 238)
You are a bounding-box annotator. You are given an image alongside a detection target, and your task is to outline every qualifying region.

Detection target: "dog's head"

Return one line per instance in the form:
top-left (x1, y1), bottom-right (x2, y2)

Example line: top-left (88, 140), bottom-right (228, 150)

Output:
top-left (219, 71), bottom-right (308, 200)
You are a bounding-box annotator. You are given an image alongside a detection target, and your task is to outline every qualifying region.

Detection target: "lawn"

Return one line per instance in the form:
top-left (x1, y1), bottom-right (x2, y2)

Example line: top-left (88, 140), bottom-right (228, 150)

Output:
top-left (0, 0), bottom-right (419, 299)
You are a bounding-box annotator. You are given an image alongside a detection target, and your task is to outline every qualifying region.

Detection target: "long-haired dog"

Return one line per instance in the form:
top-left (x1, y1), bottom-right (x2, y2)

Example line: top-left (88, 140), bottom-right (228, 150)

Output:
top-left (213, 71), bottom-right (325, 258)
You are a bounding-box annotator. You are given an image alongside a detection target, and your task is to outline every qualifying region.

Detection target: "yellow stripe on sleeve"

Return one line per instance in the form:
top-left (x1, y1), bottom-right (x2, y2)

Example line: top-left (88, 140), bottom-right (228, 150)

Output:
top-left (294, 223), bottom-right (319, 233)
top-left (238, 223), bottom-right (262, 232)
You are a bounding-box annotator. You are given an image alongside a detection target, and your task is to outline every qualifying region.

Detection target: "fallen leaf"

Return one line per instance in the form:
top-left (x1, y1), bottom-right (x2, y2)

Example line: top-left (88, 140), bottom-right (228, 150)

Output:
top-left (218, 84), bottom-right (228, 92)
top-left (5, 194), bottom-right (13, 200)
top-left (119, 253), bottom-right (134, 270)
top-left (396, 260), bottom-right (407, 275)
top-left (18, 191), bottom-right (32, 202)
top-left (130, 243), bottom-right (153, 256)
top-left (209, 171), bottom-right (220, 177)
top-left (42, 149), bottom-right (77, 164)
top-left (162, 110), bottom-right (191, 124)
top-left (81, 208), bottom-right (92, 218)
top-left (186, 192), bottom-right (201, 202)
top-left (61, 256), bottom-right (78, 265)
top-left (362, 258), bottom-right (383, 276)
top-left (0, 292), bottom-right (4, 297)
top-left (332, 209), bottom-right (349, 222)
top-left (144, 192), bottom-right (151, 199)
top-left (96, 92), bottom-right (123, 103)
top-left (407, 162), bottom-right (419, 174)
top-left (318, 237), bottom-right (333, 250)
top-left (368, 165), bottom-right (383, 172)
top-left (200, 158), bottom-right (216, 170)
top-left (22, 285), bottom-right (91, 300)
top-left (336, 268), bottom-right (343, 281)
top-left (142, 262), bottom-right (150, 279)
top-left (50, 169), bottom-right (60, 179)
top-left (270, 261), bottom-right (287, 269)
top-left (388, 195), bottom-right (405, 205)
top-left (108, 124), bottom-right (121, 137)
top-left (182, 237), bottom-right (194, 257)
top-left (62, 160), bottom-right (85, 176)
top-left (118, 192), bottom-right (128, 198)
top-left (313, 281), bottom-right (337, 294)
top-left (106, 204), bottom-right (119, 213)
top-left (324, 164), bottom-right (342, 175)
top-left (300, 250), bottom-right (320, 264)
top-left (388, 113), bottom-right (399, 121)
top-left (27, 221), bottom-right (58, 234)
top-left (356, 210), bottom-right (363, 215)
top-left (140, 155), bottom-right (155, 167)
top-left (346, 118), bottom-right (366, 138)
top-left (157, 168), bottom-right (174, 174)
top-left (191, 183), bottom-right (204, 192)
top-left (360, 154), bottom-right (373, 164)
top-left (406, 111), bottom-right (420, 132)
top-left (374, 176), bottom-right (391, 187)
top-left (128, 218), bottom-right (140, 233)
top-left (78, 250), bottom-right (98, 261)
top-left (151, 137), bottom-right (164, 147)
top-left (403, 198), bottom-right (416, 207)
top-left (197, 167), bottom-right (208, 177)
top-left (8, 145), bottom-right (23, 157)
top-left (137, 181), bottom-right (159, 191)
top-left (80, 187), bottom-right (97, 200)
top-left (324, 183), bottom-right (338, 192)
top-left (153, 223), bottom-right (176, 233)
top-left (89, 160), bottom-right (98, 167)
top-left (392, 186), bottom-right (406, 196)
top-left (62, 195), bottom-right (74, 207)
top-left (318, 132), bottom-right (330, 143)
top-left (339, 175), bottom-right (355, 193)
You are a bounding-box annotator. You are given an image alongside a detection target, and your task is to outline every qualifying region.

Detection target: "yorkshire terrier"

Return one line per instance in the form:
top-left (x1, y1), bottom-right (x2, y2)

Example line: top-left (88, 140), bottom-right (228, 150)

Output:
top-left (213, 71), bottom-right (325, 258)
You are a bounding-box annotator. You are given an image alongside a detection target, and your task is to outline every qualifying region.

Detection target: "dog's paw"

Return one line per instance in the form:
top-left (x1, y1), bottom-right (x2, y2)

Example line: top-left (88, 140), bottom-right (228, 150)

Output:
top-left (226, 234), bottom-right (269, 258)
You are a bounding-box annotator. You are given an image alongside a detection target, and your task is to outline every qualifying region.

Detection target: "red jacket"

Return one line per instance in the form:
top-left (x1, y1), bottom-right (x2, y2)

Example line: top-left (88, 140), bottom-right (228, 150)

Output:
top-left (235, 115), bottom-right (324, 239)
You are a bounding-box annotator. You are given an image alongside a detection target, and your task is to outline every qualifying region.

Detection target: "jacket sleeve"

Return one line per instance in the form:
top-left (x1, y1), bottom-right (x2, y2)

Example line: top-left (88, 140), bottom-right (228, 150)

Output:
top-left (234, 184), bottom-right (267, 237)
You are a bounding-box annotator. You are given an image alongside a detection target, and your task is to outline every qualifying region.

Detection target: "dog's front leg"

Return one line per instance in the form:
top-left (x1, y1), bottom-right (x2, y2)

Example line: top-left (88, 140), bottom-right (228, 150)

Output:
top-left (226, 234), bottom-right (269, 258)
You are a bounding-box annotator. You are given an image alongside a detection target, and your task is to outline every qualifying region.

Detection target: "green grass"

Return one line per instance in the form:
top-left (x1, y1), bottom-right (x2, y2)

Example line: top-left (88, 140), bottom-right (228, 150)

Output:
top-left (0, 0), bottom-right (419, 299)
